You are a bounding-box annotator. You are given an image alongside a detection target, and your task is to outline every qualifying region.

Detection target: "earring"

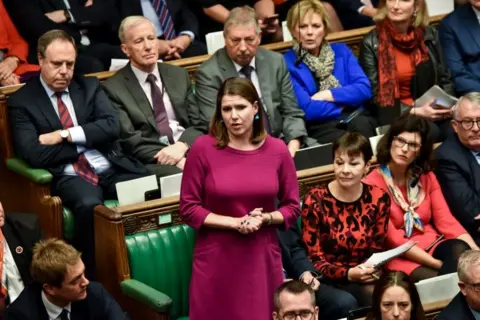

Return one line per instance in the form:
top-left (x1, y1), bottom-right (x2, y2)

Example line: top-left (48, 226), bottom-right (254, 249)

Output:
top-left (413, 10), bottom-right (417, 20)
top-left (254, 114), bottom-right (259, 120)
top-left (220, 120), bottom-right (224, 124)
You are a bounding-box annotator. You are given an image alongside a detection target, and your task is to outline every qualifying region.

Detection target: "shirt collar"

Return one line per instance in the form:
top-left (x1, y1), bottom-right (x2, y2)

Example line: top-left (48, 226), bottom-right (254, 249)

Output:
top-left (472, 5), bottom-right (480, 20)
top-left (130, 63), bottom-right (161, 85)
top-left (469, 305), bottom-right (480, 320)
top-left (41, 290), bottom-right (71, 319)
top-left (232, 57), bottom-right (256, 73)
top-left (39, 75), bottom-right (69, 98)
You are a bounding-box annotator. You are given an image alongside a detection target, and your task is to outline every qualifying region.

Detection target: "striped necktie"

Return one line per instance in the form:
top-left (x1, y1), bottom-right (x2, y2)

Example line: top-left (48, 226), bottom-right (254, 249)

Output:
top-left (150, 0), bottom-right (176, 40)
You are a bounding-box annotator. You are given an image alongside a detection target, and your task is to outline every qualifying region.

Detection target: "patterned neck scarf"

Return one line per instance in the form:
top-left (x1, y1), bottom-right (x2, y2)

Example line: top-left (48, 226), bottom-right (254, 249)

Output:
top-left (376, 19), bottom-right (429, 107)
top-left (378, 164), bottom-right (425, 237)
top-left (292, 39), bottom-right (341, 91)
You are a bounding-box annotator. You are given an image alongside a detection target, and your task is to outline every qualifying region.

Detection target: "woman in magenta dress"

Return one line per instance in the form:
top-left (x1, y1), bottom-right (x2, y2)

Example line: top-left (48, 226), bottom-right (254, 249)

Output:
top-left (364, 113), bottom-right (478, 282)
top-left (180, 77), bottom-right (300, 320)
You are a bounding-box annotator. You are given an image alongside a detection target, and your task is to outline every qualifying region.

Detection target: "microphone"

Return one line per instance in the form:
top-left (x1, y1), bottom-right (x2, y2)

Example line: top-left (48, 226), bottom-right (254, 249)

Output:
top-left (295, 42), bottom-right (307, 66)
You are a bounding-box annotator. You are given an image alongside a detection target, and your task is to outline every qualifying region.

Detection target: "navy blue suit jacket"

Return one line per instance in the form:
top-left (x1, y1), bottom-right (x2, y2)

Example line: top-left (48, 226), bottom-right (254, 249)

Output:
top-left (439, 5), bottom-right (480, 95)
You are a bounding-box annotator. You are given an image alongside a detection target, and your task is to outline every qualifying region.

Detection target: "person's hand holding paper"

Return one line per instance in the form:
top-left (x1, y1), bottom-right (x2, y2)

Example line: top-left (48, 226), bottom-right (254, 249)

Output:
top-left (412, 97), bottom-right (453, 121)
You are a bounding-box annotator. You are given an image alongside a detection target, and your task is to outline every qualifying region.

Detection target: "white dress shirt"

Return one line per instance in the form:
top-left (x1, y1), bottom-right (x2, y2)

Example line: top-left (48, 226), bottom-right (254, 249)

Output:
top-left (473, 5), bottom-right (480, 24)
top-left (39, 76), bottom-right (111, 176)
top-left (233, 58), bottom-right (269, 113)
top-left (2, 241), bottom-right (24, 303)
top-left (42, 290), bottom-right (72, 320)
top-left (139, 0), bottom-right (195, 40)
top-left (130, 64), bottom-right (185, 144)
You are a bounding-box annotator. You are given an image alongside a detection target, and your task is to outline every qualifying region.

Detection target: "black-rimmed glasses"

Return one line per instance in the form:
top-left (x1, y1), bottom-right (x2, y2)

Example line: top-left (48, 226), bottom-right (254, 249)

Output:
top-left (453, 119), bottom-right (480, 130)
top-left (281, 310), bottom-right (315, 320)
top-left (393, 136), bottom-right (421, 151)
top-left (466, 281), bottom-right (480, 292)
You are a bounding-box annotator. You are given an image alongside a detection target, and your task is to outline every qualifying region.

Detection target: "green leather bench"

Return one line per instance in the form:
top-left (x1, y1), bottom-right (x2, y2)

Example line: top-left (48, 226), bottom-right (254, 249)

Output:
top-left (6, 157), bottom-right (119, 240)
top-left (124, 224), bottom-right (194, 320)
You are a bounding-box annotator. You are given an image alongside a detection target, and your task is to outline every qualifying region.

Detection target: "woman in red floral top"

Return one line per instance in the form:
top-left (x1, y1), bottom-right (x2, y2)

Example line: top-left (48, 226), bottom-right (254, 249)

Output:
top-left (302, 132), bottom-right (391, 306)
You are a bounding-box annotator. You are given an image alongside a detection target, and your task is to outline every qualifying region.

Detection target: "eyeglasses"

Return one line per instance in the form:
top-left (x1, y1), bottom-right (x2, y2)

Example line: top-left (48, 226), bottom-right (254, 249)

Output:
top-left (466, 281), bottom-right (480, 292)
top-left (454, 119), bottom-right (480, 130)
top-left (393, 136), bottom-right (422, 151)
top-left (281, 310), bottom-right (315, 320)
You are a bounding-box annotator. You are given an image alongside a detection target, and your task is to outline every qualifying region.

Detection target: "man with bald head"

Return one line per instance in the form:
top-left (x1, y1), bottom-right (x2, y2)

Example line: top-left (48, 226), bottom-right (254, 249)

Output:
top-left (103, 16), bottom-right (204, 177)
top-left (436, 92), bottom-right (480, 243)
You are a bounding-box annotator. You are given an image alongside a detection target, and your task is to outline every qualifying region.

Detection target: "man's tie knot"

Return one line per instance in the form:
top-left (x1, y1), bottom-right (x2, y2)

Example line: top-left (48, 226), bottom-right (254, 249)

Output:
top-left (146, 73), bottom-right (157, 84)
top-left (240, 66), bottom-right (254, 80)
top-left (59, 308), bottom-right (69, 320)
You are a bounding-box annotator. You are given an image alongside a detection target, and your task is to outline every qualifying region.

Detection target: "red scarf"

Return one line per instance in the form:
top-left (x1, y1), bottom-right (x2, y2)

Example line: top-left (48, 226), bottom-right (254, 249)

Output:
top-left (376, 19), bottom-right (429, 107)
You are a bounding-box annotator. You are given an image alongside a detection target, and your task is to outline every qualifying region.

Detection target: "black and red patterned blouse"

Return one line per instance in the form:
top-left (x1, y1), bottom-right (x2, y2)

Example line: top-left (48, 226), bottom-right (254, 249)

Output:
top-left (302, 183), bottom-right (391, 281)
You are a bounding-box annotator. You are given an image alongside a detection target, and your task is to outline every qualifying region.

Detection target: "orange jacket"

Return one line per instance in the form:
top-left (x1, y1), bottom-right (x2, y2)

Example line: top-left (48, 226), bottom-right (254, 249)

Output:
top-left (0, 0), bottom-right (39, 76)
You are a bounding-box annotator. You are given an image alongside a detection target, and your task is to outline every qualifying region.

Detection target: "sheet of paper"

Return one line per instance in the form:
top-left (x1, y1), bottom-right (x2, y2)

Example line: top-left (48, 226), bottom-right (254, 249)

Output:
top-left (416, 272), bottom-right (459, 305)
top-left (115, 174), bottom-right (158, 206)
top-left (425, 0), bottom-right (454, 16)
top-left (365, 241), bottom-right (416, 267)
top-left (159, 173), bottom-right (183, 198)
top-left (415, 85), bottom-right (458, 109)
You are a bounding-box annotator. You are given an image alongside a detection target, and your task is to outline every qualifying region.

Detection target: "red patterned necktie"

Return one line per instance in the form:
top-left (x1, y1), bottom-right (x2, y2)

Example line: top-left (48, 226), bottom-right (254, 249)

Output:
top-left (151, 0), bottom-right (176, 40)
top-left (56, 92), bottom-right (98, 185)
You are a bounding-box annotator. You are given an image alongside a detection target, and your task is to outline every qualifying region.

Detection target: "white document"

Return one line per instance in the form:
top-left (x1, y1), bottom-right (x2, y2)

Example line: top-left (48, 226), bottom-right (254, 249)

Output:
top-left (416, 272), bottom-right (459, 305)
top-left (415, 85), bottom-right (458, 109)
top-left (369, 134), bottom-right (384, 156)
top-left (425, 0), bottom-right (454, 16)
top-left (364, 241), bottom-right (416, 267)
top-left (159, 173), bottom-right (183, 198)
top-left (115, 174), bottom-right (158, 206)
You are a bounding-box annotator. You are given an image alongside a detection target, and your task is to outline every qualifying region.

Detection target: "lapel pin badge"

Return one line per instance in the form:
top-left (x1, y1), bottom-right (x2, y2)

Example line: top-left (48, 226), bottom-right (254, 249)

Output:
top-left (15, 246), bottom-right (23, 254)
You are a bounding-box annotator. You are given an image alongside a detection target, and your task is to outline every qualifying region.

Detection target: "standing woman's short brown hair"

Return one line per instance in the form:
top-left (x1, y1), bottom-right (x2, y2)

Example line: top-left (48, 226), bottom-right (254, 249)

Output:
top-left (367, 271), bottom-right (426, 320)
top-left (210, 77), bottom-right (267, 148)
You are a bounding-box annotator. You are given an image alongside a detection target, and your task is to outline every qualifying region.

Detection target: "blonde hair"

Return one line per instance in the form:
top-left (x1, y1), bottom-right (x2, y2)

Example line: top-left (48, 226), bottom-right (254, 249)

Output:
top-left (374, 0), bottom-right (429, 28)
top-left (286, 0), bottom-right (332, 37)
top-left (118, 16), bottom-right (155, 43)
top-left (31, 239), bottom-right (82, 287)
top-left (224, 6), bottom-right (261, 36)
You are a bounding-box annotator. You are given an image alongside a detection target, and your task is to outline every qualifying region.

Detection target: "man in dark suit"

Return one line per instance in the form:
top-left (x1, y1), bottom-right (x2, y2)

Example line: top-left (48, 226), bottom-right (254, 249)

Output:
top-left (195, 6), bottom-right (313, 158)
top-left (439, 1), bottom-right (480, 95)
top-left (325, 0), bottom-right (378, 30)
top-left (0, 202), bottom-right (41, 310)
top-left (7, 30), bottom-right (149, 278)
top-left (3, 0), bottom-right (124, 73)
top-left (437, 250), bottom-right (480, 320)
top-left (5, 239), bottom-right (127, 319)
top-left (103, 16), bottom-right (204, 177)
top-left (115, 0), bottom-right (206, 59)
top-left (278, 225), bottom-right (359, 319)
top-left (436, 93), bottom-right (480, 243)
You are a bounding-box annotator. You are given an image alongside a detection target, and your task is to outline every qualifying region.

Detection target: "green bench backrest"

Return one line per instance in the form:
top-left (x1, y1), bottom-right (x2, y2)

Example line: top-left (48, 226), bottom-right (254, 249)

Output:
top-left (125, 224), bottom-right (195, 319)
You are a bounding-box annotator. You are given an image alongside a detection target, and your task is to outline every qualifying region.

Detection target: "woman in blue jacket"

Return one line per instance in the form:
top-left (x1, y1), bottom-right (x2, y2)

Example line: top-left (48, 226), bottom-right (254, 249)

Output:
top-left (284, 0), bottom-right (376, 144)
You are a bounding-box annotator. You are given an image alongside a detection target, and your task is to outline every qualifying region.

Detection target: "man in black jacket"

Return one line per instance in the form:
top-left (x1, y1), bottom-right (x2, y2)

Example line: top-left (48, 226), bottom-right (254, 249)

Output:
top-left (5, 239), bottom-right (128, 320)
top-left (278, 224), bottom-right (359, 319)
top-left (437, 250), bottom-right (480, 320)
top-left (3, 0), bottom-right (125, 73)
top-left (436, 93), bottom-right (480, 244)
top-left (325, 0), bottom-right (379, 30)
top-left (7, 30), bottom-right (149, 278)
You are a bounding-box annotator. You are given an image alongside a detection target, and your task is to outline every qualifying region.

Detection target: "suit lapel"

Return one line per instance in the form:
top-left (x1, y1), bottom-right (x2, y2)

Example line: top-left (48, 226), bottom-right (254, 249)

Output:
top-left (158, 63), bottom-right (188, 125)
top-left (2, 223), bottom-right (29, 283)
top-left (254, 50), bottom-right (273, 119)
top-left (122, 64), bottom-right (158, 131)
top-left (68, 80), bottom-right (86, 125)
top-left (33, 78), bottom-right (64, 131)
top-left (461, 6), bottom-right (480, 54)
top-left (218, 49), bottom-right (241, 80)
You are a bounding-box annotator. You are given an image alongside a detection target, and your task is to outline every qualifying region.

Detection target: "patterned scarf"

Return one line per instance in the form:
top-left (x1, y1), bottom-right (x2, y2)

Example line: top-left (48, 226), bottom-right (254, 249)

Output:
top-left (376, 19), bottom-right (429, 107)
top-left (292, 39), bottom-right (341, 91)
top-left (378, 165), bottom-right (425, 238)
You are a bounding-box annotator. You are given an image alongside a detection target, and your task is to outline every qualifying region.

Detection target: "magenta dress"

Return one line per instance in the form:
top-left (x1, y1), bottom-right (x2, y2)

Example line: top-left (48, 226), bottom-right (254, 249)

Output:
top-left (180, 135), bottom-right (300, 320)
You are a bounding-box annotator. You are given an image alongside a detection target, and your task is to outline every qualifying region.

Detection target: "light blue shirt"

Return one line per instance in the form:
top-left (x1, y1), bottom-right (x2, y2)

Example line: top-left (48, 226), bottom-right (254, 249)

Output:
top-left (469, 306), bottom-right (480, 320)
top-left (41, 290), bottom-right (71, 320)
top-left (39, 76), bottom-right (111, 176)
top-left (140, 0), bottom-right (195, 41)
top-left (471, 151), bottom-right (480, 166)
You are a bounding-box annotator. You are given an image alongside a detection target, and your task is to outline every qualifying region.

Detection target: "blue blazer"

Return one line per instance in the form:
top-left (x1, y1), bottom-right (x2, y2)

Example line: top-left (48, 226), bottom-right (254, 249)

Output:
top-left (439, 5), bottom-right (480, 95)
top-left (284, 43), bottom-right (371, 122)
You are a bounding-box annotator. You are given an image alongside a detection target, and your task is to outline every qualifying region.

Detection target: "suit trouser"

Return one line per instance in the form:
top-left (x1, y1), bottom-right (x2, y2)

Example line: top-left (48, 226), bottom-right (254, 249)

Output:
top-left (316, 282), bottom-right (359, 320)
top-left (52, 168), bottom-right (146, 279)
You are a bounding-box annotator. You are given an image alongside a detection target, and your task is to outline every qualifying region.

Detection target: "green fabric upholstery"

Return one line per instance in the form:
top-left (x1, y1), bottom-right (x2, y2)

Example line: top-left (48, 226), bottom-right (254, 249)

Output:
top-left (120, 279), bottom-right (172, 313)
top-left (297, 216), bottom-right (302, 231)
top-left (125, 224), bottom-right (195, 319)
top-left (63, 200), bottom-right (119, 240)
top-left (177, 318), bottom-right (189, 320)
top-left (6, 158), bottom-right (53, 184)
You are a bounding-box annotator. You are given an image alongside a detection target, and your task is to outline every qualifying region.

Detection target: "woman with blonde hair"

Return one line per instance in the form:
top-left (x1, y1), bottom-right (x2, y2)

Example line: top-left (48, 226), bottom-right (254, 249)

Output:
top-left (284, 0), bottom-right (376, 144)
top-left (359, 0), bottom-right (455, 142)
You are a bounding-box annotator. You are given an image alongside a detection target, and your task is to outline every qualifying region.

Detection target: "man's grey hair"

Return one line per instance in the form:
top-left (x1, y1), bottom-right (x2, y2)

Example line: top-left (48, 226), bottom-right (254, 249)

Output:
top-left (118, 16), bottom-right (155, 43)
top-left (453, 92), bottom-right (480, 119)
top-left (458, 250), bottom-right (480, 282)
top-left (223, 6), bottom-right (261, 36)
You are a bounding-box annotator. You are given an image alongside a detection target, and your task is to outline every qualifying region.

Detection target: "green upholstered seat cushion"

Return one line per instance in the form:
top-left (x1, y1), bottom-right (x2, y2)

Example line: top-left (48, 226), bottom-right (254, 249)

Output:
top-left (63, 200), bottom-right (119, 240)
top-left (120, 279), bottom-right (172, 313)
top-left (177, 317), bottom-right (189, 320)
top-left (6, 158), bottom-right (53, 184)
top-left (125, 224), bottom-right (195, 319)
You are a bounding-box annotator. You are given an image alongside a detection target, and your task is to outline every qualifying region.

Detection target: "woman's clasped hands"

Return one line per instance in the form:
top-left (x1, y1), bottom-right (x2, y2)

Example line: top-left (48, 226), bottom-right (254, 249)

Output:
top-left (236, 207), bottom-right (265, 235)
